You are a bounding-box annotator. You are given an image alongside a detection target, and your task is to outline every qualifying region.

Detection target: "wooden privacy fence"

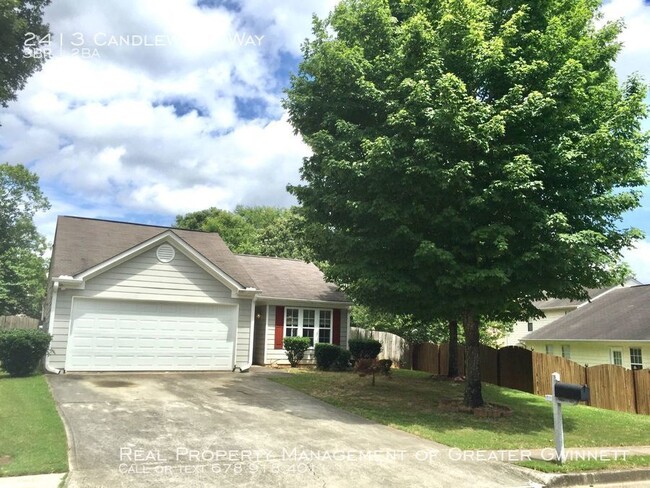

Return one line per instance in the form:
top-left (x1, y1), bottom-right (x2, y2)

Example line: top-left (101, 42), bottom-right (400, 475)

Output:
top-left (412, 342), bottom-right (497, 384)
top-left (0, 315), bottom-right (39, 330)
top-left (413, 342), bottom-right (650, 415)
top-left (350, 327), bottom-right (411, 368)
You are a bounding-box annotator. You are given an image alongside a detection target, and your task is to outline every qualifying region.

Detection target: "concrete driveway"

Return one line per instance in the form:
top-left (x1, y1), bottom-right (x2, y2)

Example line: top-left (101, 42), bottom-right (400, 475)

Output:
top-left (48, 370), bottom-right (540, 488)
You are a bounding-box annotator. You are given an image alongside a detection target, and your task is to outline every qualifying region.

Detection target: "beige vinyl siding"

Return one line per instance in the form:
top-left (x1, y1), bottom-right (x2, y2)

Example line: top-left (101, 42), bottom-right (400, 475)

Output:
top-left (523, 340), bottom-right (649, 369)
top-left (253, 305), bottom-right (267, 365)
top-left (501, 308), bottom-right (572, 346)
top-left (264, 305), bottom-right (349, 365)
top-left (48, 245), bottom-right (253, 370)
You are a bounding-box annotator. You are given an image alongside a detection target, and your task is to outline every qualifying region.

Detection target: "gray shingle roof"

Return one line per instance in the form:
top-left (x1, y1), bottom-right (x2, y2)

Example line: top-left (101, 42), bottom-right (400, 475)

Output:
top-left (235, 254), bottom-right (350, 303)
top-left (50, 216), bottom-right (350, 304)
top-left (532, 287), bottom-right (613, 310)
top-left (50, 216), bottom-right (256, 288)
top-left (523, 285), bottom-right (650, 341)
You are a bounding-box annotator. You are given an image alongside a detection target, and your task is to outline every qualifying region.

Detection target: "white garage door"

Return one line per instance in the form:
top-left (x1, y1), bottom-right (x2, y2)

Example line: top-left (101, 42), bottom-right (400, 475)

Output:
top-left (66, 299), bottom-right (237, 371)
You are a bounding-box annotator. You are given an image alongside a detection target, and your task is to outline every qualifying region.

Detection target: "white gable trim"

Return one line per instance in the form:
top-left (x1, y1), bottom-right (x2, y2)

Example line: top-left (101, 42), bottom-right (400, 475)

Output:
top-left (55, 231), bottom-right (257, 295)
top-left (256, 297), bottom-right (352, 308)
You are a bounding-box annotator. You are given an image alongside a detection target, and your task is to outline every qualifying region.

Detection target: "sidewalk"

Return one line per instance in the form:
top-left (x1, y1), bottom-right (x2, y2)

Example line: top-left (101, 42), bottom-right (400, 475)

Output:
top-left (1, 448), bottom-right (647, 487)
top-left (432, 445), bottom-right (650, 463)
top-left (430, 446), bottom-right (650, 487)
top-left (0, 473), bottom-right (65, 488)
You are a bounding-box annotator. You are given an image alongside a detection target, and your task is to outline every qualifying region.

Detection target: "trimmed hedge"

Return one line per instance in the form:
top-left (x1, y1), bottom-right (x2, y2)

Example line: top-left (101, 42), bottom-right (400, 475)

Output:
top-left (315, 343), bottom-right (340, 370)
top-left (0, 329), bottom-right (52, 377)
top-left (348, 338), bottom-right (382, 362)
top-left (283, 336), bottom-right (310, 367)
top-left (315, 344), bottom-right (352, 371)
top-left (331, 349), bottom-right (352, 371)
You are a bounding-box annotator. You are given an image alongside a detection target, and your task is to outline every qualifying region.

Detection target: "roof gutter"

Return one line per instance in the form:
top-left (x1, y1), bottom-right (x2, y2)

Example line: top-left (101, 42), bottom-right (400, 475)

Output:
top-left (55, 275), bottom-right (85, 289)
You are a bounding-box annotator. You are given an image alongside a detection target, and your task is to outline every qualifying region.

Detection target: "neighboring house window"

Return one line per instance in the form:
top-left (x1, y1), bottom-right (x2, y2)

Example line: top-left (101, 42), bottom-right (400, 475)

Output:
top-left (630, 348), bottom-right (643, 370)
top-left (545, 345), bottom-right (554, 355)
top-left (285, 308), bottom-right (333, 346)
top-left (611, 348), bottom-right (622, 367)
top-left (561, 345), bottom-right (571, 359)
top-left (527, 321), bottom-right (533, 332)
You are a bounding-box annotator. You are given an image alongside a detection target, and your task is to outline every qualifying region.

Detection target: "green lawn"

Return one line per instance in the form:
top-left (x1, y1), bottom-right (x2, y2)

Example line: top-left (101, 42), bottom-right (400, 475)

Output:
top-left (0, 373), bottom-right (68, 477)
top-left (270, 369), bottom-right (650, 450)
top-left (519, 455), bottom-right (650, 473)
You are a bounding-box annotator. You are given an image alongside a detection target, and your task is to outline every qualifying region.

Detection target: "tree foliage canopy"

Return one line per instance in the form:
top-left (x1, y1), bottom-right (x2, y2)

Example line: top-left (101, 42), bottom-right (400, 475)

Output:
top-left (286, 0), bottom-right (647, 320)
top-left (0, 163), bottom-right (50, 316)
top-left (0, 0), bottom-right (50, 108)
top-left (285, 0), bottom-right (648, 406)
top-left (175, 206), bottom-right (312, 260)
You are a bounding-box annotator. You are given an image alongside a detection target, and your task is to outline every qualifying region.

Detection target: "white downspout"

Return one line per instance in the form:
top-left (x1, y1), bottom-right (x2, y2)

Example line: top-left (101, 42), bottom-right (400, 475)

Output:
top-left (45, 281), bottom-right (62, 374)
top-left (234, 296), bottom-right (257, 372)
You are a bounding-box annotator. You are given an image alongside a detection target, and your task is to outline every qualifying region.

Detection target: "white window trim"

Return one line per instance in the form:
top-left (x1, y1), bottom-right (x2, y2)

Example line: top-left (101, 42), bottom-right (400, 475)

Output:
top-left (610, 347), bottom-right (623, 366)
top-left (630, 347), bottom-right (643, 370)
top-left (284, 307), bottom-right (333, 346)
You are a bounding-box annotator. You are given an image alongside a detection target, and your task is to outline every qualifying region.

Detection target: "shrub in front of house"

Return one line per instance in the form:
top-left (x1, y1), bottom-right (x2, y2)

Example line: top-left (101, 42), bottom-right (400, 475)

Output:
top-left (330, 348), bottom-right (352, 371)
top-left (283, 337), bottom-right (311, 367)
top-left (348, 338), bottom-right (382, 362)
top-left (0, 329), bottom-right (52, 377)
top-left (377, 359), bottom-right (392, 376)
top-left (315, 344), bottom-right (352, 371)
top-left (315, 343), bottom-right (340, 370)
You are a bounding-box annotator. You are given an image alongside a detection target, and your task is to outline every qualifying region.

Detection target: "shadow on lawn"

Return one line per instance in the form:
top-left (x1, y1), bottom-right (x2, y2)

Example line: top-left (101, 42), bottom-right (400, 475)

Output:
top-left (311, 371), bottom-right (579, 438)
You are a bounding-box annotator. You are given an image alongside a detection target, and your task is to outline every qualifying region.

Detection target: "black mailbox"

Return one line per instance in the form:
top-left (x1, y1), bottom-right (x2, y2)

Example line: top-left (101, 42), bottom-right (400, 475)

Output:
top-left (554, 382), bottom-right (590, 403)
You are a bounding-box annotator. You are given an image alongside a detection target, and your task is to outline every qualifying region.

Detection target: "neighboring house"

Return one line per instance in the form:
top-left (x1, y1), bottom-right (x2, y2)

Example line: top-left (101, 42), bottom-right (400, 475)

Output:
top-left (522, 284), bottom-right (650, 369)
top-left (44, 216), bottom-right (351, 372)
top-left (499, 279), bottom-right (641, 346)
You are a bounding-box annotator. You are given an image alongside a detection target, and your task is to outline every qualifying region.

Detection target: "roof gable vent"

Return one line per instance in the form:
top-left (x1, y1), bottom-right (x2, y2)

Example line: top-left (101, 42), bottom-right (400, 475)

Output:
top-left (156, 244), bottom-right (176, 263)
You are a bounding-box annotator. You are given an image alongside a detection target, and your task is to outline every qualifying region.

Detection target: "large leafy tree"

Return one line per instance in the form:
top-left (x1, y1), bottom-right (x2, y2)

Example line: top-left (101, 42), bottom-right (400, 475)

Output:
top-left (0, 164), bottom-right (50, 317)
top-left (285, 0), bottom-right (648, 406)
top-left (0, 0), bottom-right (50, 108)
top-left (175, 206), bottom-right (312, 260)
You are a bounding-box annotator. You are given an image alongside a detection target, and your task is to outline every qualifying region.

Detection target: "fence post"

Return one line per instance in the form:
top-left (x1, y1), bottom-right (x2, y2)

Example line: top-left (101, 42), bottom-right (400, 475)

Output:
top-left (632, 368), bottom-right (639, 415)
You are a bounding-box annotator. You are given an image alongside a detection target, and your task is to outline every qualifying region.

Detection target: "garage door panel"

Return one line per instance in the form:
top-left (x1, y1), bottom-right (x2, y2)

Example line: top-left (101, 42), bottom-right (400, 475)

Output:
top-left (66, 299), bottom-right (237, 371)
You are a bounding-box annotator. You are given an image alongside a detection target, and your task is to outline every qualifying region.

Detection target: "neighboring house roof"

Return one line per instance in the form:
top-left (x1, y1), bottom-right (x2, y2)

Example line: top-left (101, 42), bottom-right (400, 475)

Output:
top-left (523, 285), bottom-right (650, 341)
top-left (49, 216), bottom-right (349, 303)
top-left (532, 287), bottom-right (615, 310)
top-left (235, 254), bottom-right (350, 303)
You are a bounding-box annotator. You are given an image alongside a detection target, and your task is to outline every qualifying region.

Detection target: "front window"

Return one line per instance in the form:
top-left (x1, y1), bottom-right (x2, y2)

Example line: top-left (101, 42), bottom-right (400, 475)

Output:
top-left (285, 308), bottom-right (299, 337)
top-left (527, 321), bottom-right (533, 332)
top-left (318, 310), bottom-right (332, 343)
top-left (302, 309), bottom-right (315, 346)
top-left (545, 345), bottom-right (554, 355)
top-left (630, 348), bottom-right (643, 370)
top-left (285, 308), bottom-right (333, 346)
top-left (561, 345), bottom-right (571, 359)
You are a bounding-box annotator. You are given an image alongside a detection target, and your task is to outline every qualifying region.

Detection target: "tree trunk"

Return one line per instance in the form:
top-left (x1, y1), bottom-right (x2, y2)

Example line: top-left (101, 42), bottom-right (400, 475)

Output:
top-left (462, 312), bottom-right (483, 408)
top-left (447, 319), bottom-right (459, 378)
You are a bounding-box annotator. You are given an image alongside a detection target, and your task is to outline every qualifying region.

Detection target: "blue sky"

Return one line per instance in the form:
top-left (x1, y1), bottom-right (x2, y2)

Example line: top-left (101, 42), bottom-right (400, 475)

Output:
top-left (0, 0), bottom-right (649, 281)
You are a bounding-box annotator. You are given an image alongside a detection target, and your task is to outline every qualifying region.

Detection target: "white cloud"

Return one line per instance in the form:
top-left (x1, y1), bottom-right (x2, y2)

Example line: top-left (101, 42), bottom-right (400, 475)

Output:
top-left (1, 0), bottom-right (333, 227)
top-left (599, 0), bottom-right (650, 81)
top-left (1, 0), bottom-right (649, 283)
top-left (622, 240), bottom-right (650, 284)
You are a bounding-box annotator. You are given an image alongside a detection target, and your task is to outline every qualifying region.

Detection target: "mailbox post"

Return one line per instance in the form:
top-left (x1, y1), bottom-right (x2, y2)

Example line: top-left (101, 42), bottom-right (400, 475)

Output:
top-left (551, 373), bottom-right (565, 462)
top-left (545, 372), bottom-right (590, 463)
